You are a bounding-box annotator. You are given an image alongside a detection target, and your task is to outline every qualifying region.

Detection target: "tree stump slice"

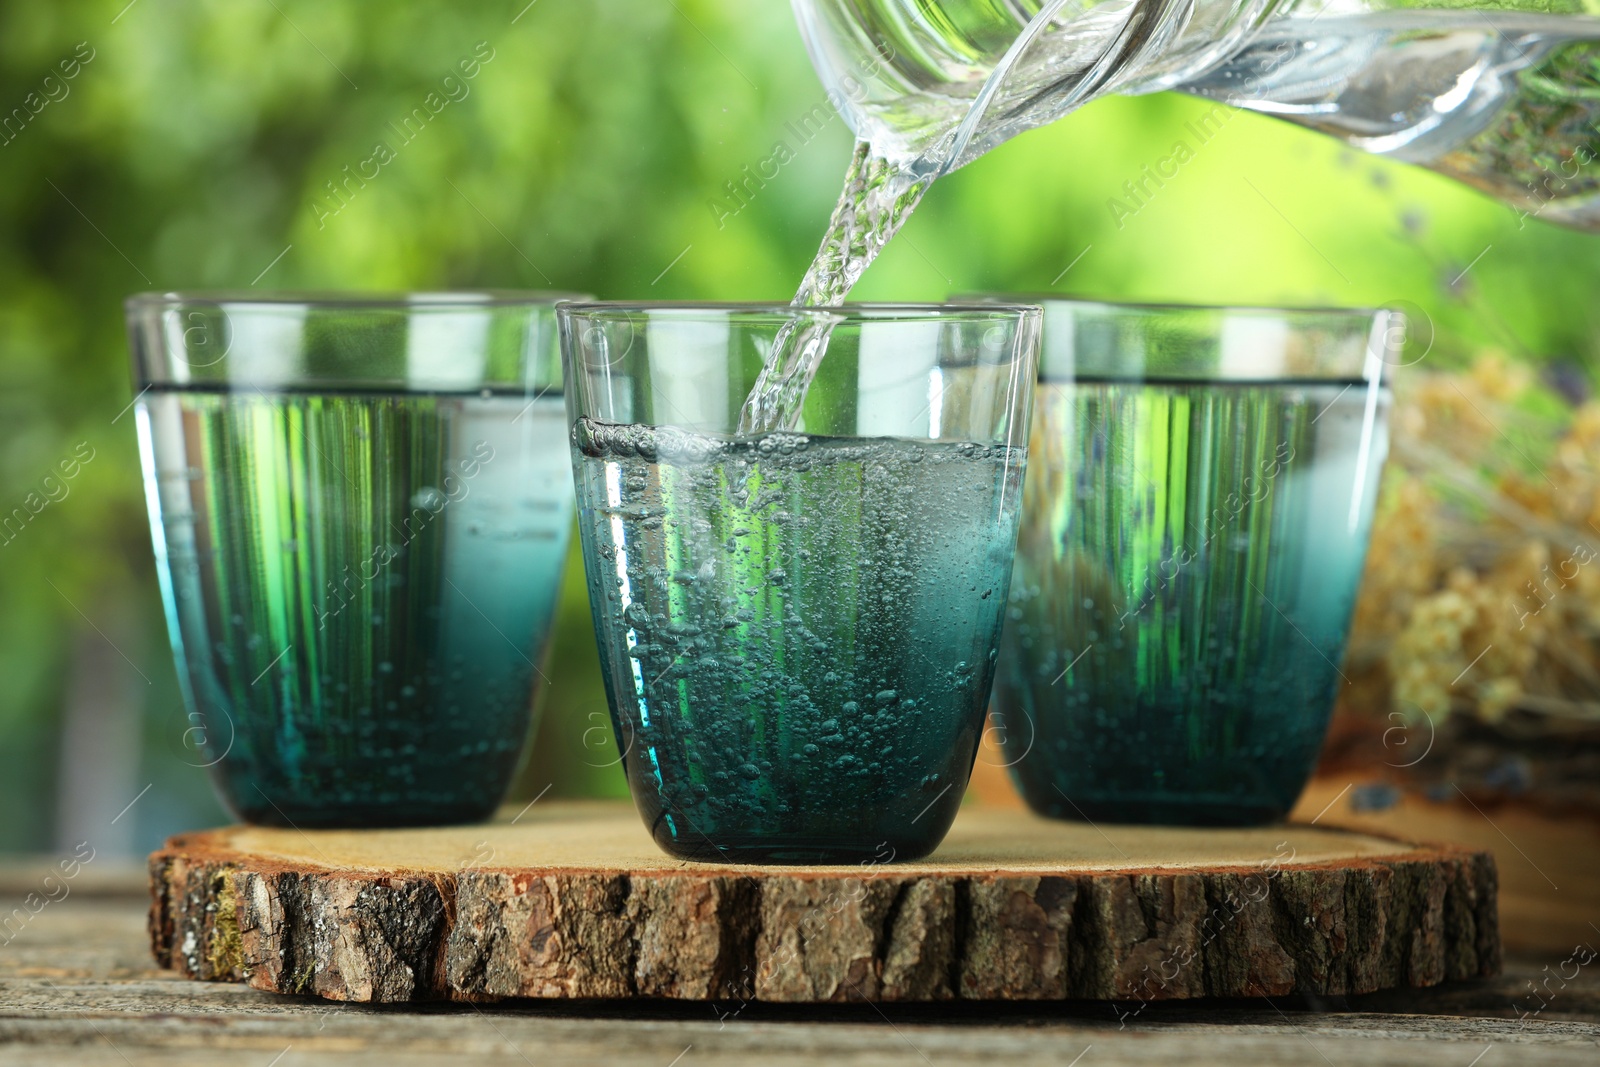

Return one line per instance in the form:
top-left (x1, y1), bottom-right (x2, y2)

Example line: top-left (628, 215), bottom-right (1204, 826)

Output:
top-left (147, 801), bottom-right (1499, 1004)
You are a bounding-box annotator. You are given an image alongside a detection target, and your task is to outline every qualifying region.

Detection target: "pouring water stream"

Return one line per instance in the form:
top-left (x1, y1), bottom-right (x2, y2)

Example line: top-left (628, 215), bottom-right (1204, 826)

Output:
top-left (741, 0), bottom-right (1600, 433)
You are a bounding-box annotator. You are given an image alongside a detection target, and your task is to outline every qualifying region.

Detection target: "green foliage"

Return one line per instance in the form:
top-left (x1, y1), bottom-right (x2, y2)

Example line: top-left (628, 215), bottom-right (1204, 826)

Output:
top-left (0, 0), bottom-right (1594, 851)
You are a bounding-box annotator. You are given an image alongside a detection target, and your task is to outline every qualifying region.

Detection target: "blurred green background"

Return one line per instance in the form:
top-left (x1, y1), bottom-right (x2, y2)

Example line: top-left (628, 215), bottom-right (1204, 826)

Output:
top-left (1, 0), bottom-right (1591, 857)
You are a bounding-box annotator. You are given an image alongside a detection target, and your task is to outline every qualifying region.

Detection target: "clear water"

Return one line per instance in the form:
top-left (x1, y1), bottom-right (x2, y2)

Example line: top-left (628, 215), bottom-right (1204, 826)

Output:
top-left (735, 145), bottom-right (931, 434)
top-left (1194, 12), bottom-right (1600, 229)
top-left (993, 378), bottom-right (1389, 824)
top-left (800, 1), bottom-right (1600, 227)
top-left (138, 388), bottom-right (573, 827)
top-left (572, 418), bottom-right (1025, 861)
top-left (749, 3), bottom-right (1600, 430)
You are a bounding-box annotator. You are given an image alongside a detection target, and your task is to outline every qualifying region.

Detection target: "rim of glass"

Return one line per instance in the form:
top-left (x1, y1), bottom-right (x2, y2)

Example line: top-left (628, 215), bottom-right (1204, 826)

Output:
top-left (953, 292), bottom-right (1386, 319)
top-left (952, 294), bottom-right (1397, 385)
top-left (559, 301), bottom-right (1042, 320)
top-left (126, 289), bottom-right (592, 311)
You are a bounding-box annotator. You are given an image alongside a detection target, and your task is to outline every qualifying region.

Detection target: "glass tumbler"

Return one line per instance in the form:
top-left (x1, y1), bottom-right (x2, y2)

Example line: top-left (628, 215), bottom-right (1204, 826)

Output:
top-left (988, 298), bottom-right (1396, 826)
top-left (128, 291), bottom-right (585, 827)
top-left (561, 303), bottom-right (1041, 862)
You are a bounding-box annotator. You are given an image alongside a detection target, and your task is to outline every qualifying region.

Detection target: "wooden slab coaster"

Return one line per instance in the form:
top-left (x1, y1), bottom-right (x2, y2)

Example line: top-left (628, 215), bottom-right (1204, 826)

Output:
top-left (147, 800), bottom-right (1499, 1004)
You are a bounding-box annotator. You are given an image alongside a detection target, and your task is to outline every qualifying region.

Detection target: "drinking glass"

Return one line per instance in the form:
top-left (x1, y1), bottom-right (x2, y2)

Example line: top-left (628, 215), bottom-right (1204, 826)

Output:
top-left (127, 291), bottom-right (585, 827)
top-left (985, 298), bottom-right (1397, 826)
top-left (561, 303), bottom-right (1041, 862)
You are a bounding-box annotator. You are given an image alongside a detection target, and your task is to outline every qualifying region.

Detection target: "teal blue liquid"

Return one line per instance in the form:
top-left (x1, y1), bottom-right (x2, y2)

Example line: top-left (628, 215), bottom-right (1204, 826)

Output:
top-left (139, 388), bottom-right (573, 827)
top-left (995, 378), bottom-right (1389, 825)
top-left (573, 419), bottom-right (1025, 863)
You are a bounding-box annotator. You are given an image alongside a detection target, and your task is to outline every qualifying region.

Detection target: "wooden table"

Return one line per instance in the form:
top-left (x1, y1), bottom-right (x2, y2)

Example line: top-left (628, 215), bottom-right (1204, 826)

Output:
top-left (4, 862), bottom-right (1597, 1065)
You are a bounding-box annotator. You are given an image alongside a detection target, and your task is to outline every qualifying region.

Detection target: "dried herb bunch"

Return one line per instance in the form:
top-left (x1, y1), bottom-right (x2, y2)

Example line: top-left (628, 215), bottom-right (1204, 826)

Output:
top-left (1337, 356), bottom-right (1600, 804)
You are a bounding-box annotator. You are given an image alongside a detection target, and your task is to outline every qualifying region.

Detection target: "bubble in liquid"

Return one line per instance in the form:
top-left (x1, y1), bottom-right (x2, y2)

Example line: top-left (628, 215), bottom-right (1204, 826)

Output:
top-left (574, 428), bottom-right (1018, 837)
top-left (411, 487), bottom-right (447, 511)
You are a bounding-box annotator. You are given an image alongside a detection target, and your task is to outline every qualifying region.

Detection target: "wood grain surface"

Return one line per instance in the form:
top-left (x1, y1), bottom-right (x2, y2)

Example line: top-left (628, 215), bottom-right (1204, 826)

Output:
top-left (1292, 775), bottom-right (1600, 954)
top-left (146, 801), bottom-right (1499, 1004)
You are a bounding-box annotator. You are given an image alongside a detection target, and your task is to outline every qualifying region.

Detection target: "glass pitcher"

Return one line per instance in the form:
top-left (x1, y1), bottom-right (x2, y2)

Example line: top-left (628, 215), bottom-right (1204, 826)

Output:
top-left (793, 0), bottom-right (1600, 230)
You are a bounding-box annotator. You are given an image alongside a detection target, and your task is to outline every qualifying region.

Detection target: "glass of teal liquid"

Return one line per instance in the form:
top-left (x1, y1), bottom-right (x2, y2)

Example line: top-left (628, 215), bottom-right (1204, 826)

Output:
top-left (561, 303), bottom-right (1042, 862)
top-left (984, 299), bottom-right (1397, 826)
top-left (127, 292), bottom-right (586, 827)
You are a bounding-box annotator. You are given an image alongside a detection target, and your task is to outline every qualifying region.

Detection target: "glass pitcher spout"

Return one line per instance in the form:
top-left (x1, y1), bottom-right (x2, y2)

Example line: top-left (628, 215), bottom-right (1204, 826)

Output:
top-left (792, 0), bottom-right (1237, 171)
top-left (794, 0), bottom-right (1600, 230)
